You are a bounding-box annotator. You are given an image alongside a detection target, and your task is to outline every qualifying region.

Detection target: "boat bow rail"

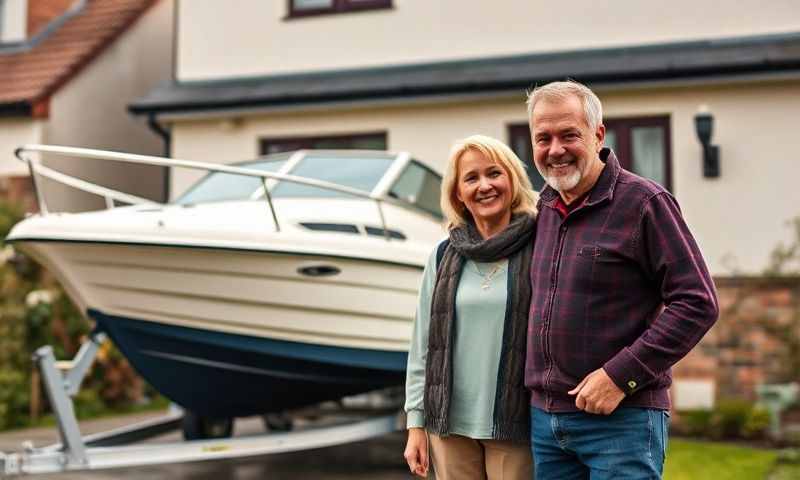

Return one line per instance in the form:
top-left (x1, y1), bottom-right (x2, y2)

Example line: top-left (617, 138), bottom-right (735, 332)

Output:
top-left (14, 144), bottom-right (407, 240)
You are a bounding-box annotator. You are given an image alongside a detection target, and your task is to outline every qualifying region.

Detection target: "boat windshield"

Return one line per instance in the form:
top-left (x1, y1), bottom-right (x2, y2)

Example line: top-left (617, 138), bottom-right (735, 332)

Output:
top-left (269, 154), bottom-right (394, 198)
top-left (176, 156), bottom-right (290, 205)
top-left (175, 152), bottom-right (395, 204)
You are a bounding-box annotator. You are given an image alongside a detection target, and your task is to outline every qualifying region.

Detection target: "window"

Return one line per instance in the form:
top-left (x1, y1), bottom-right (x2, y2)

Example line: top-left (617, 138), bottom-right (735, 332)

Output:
top-left (260, 132), bottom-right (387, 155)
top-left (508, 115), bottom-right (672, 191)
top-left (0, 0), bottom-right (5, 42)
top-left (288, 0), bottom-right (392, 18)
top-left (389, 161), bottom-right (443, 218)
top-left (507, 124), bottom-right (546, 191)
top-left (604, 116), bottom-right (671, 190)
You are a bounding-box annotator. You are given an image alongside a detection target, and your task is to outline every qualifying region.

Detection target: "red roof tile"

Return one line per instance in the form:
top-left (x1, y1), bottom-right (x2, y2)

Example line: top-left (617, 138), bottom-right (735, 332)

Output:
top-left (0, 0), bottom-right (159, 115)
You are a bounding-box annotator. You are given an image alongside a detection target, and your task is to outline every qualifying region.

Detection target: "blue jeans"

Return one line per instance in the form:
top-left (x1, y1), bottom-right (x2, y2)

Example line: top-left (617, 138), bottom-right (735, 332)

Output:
top-left (530, 406), bottom-right (669, 480)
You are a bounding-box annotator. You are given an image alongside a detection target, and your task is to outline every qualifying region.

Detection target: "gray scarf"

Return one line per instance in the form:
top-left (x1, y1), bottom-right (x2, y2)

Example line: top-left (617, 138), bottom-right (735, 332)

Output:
top-left (423, 213), bottom-right (535, 443)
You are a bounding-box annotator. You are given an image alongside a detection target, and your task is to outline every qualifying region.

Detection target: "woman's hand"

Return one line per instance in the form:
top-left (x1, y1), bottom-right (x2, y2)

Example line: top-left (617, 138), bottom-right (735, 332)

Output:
top-left (403, 427), bottom-right (429, 477)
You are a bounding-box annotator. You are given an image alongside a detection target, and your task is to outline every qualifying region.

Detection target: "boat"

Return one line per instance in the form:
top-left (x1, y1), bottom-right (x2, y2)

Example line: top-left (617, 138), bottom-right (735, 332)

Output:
top-left (6, 145), bottom-right (445, 436)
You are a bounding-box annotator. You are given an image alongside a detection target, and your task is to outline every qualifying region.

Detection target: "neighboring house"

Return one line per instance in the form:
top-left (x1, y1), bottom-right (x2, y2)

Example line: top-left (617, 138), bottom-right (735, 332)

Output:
top-left (0, 0), bottom-right (173, 212)
top-left (131, 0), bottom-right (800, 407)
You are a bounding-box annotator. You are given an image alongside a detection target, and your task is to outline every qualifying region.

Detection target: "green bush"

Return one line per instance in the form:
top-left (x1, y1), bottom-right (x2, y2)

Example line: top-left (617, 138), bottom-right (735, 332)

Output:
top-left (678, 400), bottom-right (773, 440)
top-left (743, 406), bottom-right (772, 439)
top-left (710, 399), bottom-right (754, 439)
top-left (677, 409), bottom-right (714, 436)
top-left (0, 369), bottom-right (30, 430)
top-left (0, 198), bottom-right (155, 431)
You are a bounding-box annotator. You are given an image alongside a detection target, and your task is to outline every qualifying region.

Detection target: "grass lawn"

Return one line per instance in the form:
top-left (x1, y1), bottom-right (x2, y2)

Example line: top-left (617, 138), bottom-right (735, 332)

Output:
top-left (665, 438), bottom-right (795, 480)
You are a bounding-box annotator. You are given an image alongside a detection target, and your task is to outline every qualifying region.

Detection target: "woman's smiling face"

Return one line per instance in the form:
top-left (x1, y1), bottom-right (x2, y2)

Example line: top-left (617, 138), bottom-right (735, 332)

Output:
top-left (455, 149), bottom-right (513, 225)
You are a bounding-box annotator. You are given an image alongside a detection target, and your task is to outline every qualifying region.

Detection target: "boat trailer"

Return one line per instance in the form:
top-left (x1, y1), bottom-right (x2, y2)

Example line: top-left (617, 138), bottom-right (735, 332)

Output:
top-left (0, 332), bottom-right (402, 477)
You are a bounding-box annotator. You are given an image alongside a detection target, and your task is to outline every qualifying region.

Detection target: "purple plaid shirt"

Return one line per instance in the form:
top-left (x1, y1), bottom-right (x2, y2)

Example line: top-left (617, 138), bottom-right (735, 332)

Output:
top-left (525, 149), bottom-right (719, 412)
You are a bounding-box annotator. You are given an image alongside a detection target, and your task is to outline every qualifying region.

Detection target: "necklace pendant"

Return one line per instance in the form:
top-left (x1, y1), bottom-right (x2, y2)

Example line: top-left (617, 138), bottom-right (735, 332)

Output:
top-left (481, 283), bottom-right (491, 291)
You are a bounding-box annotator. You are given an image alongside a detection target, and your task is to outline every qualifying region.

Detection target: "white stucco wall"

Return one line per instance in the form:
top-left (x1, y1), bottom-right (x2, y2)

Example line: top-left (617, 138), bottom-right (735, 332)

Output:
top-left (168, 79), bottom-right (800, 276)
top-left (0, 0), bottom-right (27, 43)
top-left (0, 118), bottom-right (42, 176)
top-left (176, 0), bottom-right (800, 81)
top-left (42, 0), bottom-right (173, 211)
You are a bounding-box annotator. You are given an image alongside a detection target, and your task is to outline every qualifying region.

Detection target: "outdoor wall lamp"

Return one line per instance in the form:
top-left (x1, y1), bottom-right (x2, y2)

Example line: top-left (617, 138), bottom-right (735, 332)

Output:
top-left (694, 109), bottom-right (720, 178)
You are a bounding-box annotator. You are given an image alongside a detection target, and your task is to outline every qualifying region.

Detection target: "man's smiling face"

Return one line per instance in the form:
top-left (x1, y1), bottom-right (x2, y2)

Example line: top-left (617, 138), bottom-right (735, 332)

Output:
top-left (530, 95), bottom-right (604, 196)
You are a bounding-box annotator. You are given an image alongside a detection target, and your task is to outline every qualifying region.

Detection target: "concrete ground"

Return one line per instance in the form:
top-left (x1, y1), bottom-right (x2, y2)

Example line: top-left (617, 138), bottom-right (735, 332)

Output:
top-left (0, 410), bottom-right (413, 479)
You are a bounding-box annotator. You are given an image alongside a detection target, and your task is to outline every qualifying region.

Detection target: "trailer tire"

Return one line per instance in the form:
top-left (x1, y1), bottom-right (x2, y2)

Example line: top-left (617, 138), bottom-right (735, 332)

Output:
top-left (182, 412), bottom-right (234, 440)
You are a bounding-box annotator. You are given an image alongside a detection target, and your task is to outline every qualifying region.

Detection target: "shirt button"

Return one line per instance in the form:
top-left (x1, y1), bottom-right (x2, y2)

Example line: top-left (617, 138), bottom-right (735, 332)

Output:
top-left (628, 380), bottom-right (637, 390)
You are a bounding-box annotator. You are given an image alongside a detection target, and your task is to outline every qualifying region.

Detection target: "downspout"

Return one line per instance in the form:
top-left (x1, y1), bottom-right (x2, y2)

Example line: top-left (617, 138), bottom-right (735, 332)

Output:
top-left (147, 113), bottom-right (171, 202)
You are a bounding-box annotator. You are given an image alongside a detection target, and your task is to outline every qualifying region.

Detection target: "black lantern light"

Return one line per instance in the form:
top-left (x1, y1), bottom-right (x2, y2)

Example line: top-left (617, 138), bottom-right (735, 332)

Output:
top-left (694, 111), bottom-right (720, 178)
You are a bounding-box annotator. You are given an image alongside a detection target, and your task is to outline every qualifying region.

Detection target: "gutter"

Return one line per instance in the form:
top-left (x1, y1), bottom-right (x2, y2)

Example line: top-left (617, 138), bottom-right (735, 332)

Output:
top-left (146, 113), bottom-right (171, 202)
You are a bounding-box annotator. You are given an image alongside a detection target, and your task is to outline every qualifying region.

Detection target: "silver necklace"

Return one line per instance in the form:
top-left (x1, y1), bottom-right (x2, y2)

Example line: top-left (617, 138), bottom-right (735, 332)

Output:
top-left (474, 261), bottom-right (503, 290)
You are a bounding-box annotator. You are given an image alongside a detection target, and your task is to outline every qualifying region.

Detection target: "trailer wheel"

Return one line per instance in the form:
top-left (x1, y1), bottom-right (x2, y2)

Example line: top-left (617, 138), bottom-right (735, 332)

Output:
top-left (263, 412), bottom-right (293, 432)
top-left (182, 411), bottom-right (234, 440)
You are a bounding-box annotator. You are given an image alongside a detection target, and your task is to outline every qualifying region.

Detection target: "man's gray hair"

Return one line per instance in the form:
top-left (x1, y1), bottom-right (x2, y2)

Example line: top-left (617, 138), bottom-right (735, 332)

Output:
top-left (526, 80), bottom-right (603, 131)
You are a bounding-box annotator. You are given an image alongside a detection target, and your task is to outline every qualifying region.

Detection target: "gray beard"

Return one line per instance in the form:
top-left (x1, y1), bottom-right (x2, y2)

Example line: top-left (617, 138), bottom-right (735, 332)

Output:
top-left (543, 168), bottom-right (581, 192)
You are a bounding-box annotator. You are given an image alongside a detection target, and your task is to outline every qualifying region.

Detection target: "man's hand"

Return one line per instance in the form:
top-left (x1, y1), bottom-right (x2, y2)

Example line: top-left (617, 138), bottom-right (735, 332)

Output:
top-left (568, 368), bottom-right (626, 415)
top-left (403, 427), bottom-right (429, 477)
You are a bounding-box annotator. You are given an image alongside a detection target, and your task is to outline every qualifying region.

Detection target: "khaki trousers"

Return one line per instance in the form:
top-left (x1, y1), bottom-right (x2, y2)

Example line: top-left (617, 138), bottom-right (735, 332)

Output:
top-left (429, 433), bottom-right (533, 480)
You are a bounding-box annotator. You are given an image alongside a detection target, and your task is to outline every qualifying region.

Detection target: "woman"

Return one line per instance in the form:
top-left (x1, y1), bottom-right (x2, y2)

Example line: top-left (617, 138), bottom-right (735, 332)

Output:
top-left (403, 135), bottom-right (538, 479)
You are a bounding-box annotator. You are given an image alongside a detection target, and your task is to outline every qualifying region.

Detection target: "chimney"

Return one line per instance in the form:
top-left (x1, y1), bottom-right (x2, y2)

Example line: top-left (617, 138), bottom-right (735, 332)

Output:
top-left (1, 0), bottom-right (28, 43)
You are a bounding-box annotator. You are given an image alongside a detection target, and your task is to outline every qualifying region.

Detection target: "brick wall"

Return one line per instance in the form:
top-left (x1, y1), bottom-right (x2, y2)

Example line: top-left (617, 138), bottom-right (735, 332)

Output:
top-left (672, 277), bottom-right (800, 404)
top-left (0, 175), bottom-right (38, 213)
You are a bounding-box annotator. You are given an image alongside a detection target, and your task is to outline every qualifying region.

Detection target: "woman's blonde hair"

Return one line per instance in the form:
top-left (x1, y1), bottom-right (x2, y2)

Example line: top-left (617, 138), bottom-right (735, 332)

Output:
top-left (441, 134), bottom-right (539, 229)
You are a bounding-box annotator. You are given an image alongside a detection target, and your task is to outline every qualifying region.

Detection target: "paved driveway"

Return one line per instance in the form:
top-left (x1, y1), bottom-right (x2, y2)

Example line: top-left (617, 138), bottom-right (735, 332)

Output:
top-left (0, 411), bottom-right (412, 479)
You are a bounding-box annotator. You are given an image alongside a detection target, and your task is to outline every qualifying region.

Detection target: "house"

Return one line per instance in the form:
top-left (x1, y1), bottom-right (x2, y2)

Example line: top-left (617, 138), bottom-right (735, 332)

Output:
top-left (0, 0), bottom-right (174, 212)
top-left (128, 0), bottom-right (799, 407)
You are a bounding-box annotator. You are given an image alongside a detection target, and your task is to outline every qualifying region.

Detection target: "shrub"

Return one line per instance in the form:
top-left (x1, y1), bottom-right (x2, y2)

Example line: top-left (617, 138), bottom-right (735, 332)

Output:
top-left (0, 368), bottom-right (30, 430)
top-left (677, 409), bottom-right (713, 436)
top-left (0, 198), bottom-right (150, 431)
top-left (743, 406), bottom-right (772, 439)
top-left (710, 399), bottom-right (754, 439)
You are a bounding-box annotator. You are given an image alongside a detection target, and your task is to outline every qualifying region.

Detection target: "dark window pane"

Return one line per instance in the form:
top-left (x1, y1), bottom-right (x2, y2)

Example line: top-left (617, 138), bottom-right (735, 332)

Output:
top-left (604, 130), bottom-right (618, 153)
top-left (293, 0), bottom-right (334, 10)
top-left (261, 133), bottom-right (387, 155)
top-left (508, 124), bottom-right (545, 191)
top-left (631, 127), bottom-right (666, 186)
top-left (605, 116), bottom-right (670, 190)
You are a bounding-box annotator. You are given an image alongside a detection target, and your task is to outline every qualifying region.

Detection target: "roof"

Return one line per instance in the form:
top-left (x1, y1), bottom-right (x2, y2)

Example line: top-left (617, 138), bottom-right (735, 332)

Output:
top-left (130, 32), bottom-right (800, 116)
top-left (0, 0), bottom-right (159, 117)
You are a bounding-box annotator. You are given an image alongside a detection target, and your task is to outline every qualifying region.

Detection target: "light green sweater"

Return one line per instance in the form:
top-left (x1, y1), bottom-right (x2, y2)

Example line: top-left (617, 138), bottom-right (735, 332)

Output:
top-left (404, 248), bottom-right (509, 439)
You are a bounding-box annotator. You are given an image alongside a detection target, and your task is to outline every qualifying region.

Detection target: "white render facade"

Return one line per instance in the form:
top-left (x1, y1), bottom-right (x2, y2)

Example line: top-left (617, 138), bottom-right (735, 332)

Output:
top-left (137, 0), bottom-right (800, 277)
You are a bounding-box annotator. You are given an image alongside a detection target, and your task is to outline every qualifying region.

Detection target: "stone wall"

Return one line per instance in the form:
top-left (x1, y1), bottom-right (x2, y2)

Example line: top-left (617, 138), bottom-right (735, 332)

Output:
top-left (672, 277), bottom-right (800, 407)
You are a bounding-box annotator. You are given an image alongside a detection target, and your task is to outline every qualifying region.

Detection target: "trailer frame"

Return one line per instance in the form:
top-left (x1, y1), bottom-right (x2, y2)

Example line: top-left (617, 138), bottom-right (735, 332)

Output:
top-left (0, 333), bottom-right (402, 477)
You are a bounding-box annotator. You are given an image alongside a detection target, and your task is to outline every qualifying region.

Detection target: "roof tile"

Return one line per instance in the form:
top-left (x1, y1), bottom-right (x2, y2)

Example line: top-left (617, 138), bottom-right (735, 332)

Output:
top-left (0, 0), bottom-right (158, 112)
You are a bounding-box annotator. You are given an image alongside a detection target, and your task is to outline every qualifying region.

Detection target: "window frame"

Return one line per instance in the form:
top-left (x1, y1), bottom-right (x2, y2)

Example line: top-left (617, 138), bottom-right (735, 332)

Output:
top-left (506, 123), bottom-right (546, 192)
top-left (0, 0), bottom-right (5, 42)
top-left (286, 0), bottom-right (393, 19)
top-left (604, 115), bottom-right (672, 192)
top-left (259, 131), bottom-right (388, 155)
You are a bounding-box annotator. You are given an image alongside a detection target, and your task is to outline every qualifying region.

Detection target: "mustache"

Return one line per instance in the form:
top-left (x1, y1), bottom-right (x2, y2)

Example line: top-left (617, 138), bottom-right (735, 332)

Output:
top-left (545, 154), bottom-right (577, 166)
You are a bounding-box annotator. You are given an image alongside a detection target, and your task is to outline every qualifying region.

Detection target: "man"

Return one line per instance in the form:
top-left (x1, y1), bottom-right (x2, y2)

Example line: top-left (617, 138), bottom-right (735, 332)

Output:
top-left (524, 80), bottom-right (718, 479)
